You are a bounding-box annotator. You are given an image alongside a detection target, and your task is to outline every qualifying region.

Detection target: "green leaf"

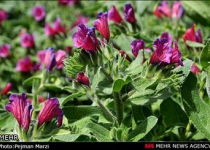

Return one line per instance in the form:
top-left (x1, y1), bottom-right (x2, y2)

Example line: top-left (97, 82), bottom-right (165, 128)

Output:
top-left (185, 41), bottom-right (205, 48)
top-left (86, 122), bottom-right (113, 142)
top-left (43, 84), bottom-right (62, 91)
top-left (205, 66), bottom-right (210, 98)
top-left (23, 75), bottom-right (41, 86)
top-left (128, 116), bottom-right (158, 141)
top-left (181, 73), bottom-right (210, 140)
top-left (182, 1), bottom-right (210, 26)
top-left (63, 106), bottom-right (101, 122)
top-left (174, 59), bottom-right (194, 84)
top-left (59, 92), bottom-right (85, 106)
top-left (200, 41), bottom-right (210, 69)
top-left (160, 98), bottom-right (188, 127)
top-left (91, 67), bottom-right (102, 92)
top-left (126, 51), bottom-right (144, 75)
top-left (113, 76), bottom-right (132, 92)
top-left (0, 109), bottom-right (16, 132)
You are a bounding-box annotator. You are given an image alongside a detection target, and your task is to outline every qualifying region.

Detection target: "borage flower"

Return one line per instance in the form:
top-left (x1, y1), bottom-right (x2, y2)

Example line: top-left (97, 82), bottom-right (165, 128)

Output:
top-left (16, 56), bottom-right (33, 72)
top-left (0, 44), bottom-right (10, 58)
top-left (0, 10), bottom-right (7, 25)
top-left (94, 12), bottom-right (110, 42)
top-left (191, 63), bottom-right (201, 75)
top-left (150, 37), bottom-right (183, 66)
top-left (1, 83), bottom-right (12, 95)
top-left (153, 1), bottom-right (171, 18)
top-left (124, 3), bottom-right (136, 23)
top-left (32, 5), bottom-right (45, 22)
top-left (37, 97), bottom-right (63, 128)
top-left (73, 23), bottom-right (99, 51)
top-left (161, 32), bottom-right (173, 47)
top-left (5, 93), bottom-right (33, 132)
top-left (131, 39), bottom-right (145, 58)
top-left (76, 72), bottom-right (90, 87)
top-left (53, 18), bottom-right (67, 35)
top-left (20, 33), bottom-right (35, 48)
top-left (108, 6), bottom-right (123, 24)
top-left (37, 48), bottom-right (57, 72)
top-left (172, 1), bottom-right (184, 20)
top-left (182, 23), bottom-right (202, 46)
top-left (55, 50), bottom-right (66, 69)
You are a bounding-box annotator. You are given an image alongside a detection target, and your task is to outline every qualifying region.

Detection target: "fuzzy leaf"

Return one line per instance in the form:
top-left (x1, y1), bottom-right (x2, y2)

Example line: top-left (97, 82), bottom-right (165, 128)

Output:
top-left (200, 41), bottom-right (210, 69)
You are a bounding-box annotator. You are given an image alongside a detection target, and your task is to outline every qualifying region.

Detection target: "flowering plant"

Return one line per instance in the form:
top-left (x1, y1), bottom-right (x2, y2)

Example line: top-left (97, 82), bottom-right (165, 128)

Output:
top-left (0, 0), bottom-right (210, 142)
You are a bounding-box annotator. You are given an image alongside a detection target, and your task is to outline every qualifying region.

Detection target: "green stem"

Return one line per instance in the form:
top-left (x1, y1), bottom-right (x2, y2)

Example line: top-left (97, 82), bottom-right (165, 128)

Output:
top-left (88, 90), bottom-right (115, 123)
top-left (185, 120), bottom-right (192, 139)
top-left (113, 92), bottom-right (123, 126)
top-left (121, 90), bottom-right (136, 102)
top-left (101, 67), bottom-right (113, 82)
top-left (32, 123), bottom-right (39, 140)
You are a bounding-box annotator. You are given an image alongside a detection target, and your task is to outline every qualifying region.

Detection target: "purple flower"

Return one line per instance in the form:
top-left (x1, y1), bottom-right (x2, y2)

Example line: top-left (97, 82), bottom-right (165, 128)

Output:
top-left (55, 50), bottom-right (66, 69)
top-left (32, 5), bottom-right (45, 22)
top-left (0, 10), bottom-right (7, 25)
top-left (150, 38), bottom-right (172, 65)
top-left (53, 18), bottom-right (66, 35)
top-left (16, 56), bottom-right (33, 72)
top-left (172, 1), bottom-right (184, 19)
top-left (191, 63), bottom-right (201, 75)
top-left (161, 32), bottom-right (173, 47)
top-left (20, 33), bottom-right (35, 48)
top-left (170, 41), bottom-right (183, 66)
top-left (0, 44), bottom-right (10, 58)
top-left (58, 0), bottom-right (79, 6)
top-left (182, 23), bottom-right (203, 46)
top-left (73, 23), bottom-right (99, 51)
top-left (153, 1), bottom-right (171, 18)
top-left (108, 6), bottom-right (123, 24)
top-left (45, 23), bottom-right (56, 37)
top-left (37, 48), bottom-right (57, 72)
top-left (37, 97), bottom-right (63, 128)
top-left (131, 39), bottom-right (145, 58)
top-left (124, 3), bottom-right (136, 23)
top-left (5, 93), bottom-right (33, 131)
top-left (77, 72), bottom-right (90, 87)
top-left (94, 12), bottom-right (110, 42)
top-left (1, 83), bottom-right (12, 95)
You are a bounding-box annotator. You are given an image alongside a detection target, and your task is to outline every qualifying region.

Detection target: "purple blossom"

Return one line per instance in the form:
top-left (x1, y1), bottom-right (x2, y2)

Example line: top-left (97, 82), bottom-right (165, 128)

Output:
top-left (32, 5), bottom-right (46, 22)
top-left (0, 44), bottom-right (10, 58)
top-left (124, 3), bottom-right (136, 23)
top-left (131, 39), bottom-right (145, 58)
top-left (108, 6), bottom-right (123, 24)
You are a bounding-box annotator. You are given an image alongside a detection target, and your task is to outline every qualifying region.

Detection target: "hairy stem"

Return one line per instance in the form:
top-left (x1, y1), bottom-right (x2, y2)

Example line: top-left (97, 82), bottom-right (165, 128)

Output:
top-left (113, 92), bottom-right (123, 126)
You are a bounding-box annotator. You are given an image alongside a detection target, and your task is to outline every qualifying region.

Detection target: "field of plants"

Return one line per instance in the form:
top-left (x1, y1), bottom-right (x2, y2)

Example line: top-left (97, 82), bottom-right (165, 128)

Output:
top-left (0, 0), bottom-right (210, 142)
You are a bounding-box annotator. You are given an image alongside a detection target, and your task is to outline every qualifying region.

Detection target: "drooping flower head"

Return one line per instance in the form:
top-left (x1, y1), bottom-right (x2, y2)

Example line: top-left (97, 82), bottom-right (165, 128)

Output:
top-left (5, 93), bottom-right (33, 131)
top-left (16, 56), bottom-right (33, 72)
top-left (32, 5), bottom-right (46, 22)
top-left (150, 38), bottom-right (172, 65)
top-left (0, 44), bottom-right (10, 58)
top-left (191, 63), bottom-right (201, 75)
top-left (131, 39), bottom-right (145, 58)
top-left (37, 97), bottom-right (63, 128)
top-left (37, 47), bottom-right (57, 72)
top-left (108, 6), bottom-right (123, 24)
top-left (20, 33), bottom-right (35, 48)
top-left (73, 23), bottom-right (99, 51)
top-left (0, 10), bottom-right (7, 25)
top-left (55, 50), bottom-right (66, 69)
top-left (1, 83), bottom-right (12, 95)
top-left (124, 3), bottom-right (136, 23)
top-left (153, 1), bottom-right (171, 18)
top-left (76, 72), bottom-right (90, 87)
top-left (182, 23), bottom-right (203, 46)
top-left (172, 1), bottom-right (184, 19)
top-left (94, 12), bottom-right (110, 42)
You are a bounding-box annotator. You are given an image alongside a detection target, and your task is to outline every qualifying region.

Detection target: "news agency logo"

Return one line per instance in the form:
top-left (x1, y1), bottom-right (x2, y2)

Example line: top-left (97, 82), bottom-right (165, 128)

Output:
top-left (0, 134), bottom-right (19, 141)
top-left (144, 143), bottom-right (210, 149)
